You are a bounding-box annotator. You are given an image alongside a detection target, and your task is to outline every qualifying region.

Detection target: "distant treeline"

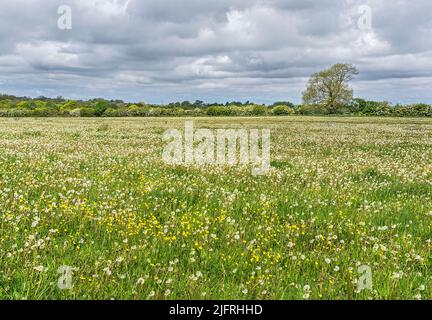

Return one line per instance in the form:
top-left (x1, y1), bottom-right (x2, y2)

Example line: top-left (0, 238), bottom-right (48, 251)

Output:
top-left (1, 94), bottom-right (432, 117)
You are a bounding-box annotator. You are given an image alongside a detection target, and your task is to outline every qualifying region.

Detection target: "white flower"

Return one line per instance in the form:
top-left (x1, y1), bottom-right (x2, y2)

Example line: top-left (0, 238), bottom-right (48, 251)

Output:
top-left (103, 267), bottom-right (112, 276)
top-left (31, 218), bottom-right (40, 228)
top-left (325, 258), bottom-right (331, 264)
top-left (136, 278), bottom-right (145, 285)
top-left (302, 284), bottom-right (311, 299)
top-left (33, 265), bottom-right (45, 272)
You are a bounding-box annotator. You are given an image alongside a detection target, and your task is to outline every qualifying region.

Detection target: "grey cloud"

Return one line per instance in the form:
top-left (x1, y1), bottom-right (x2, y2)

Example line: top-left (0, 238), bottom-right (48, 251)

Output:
top-left (0, 0), bottom-right (431, 103)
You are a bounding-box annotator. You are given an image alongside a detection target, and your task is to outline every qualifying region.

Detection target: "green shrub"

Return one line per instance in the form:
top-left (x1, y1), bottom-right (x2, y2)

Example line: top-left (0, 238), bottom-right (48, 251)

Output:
top-left (192, 108), bottom-right (204, 116)
top-left (94, 101), bottom-right (111, 116)
top-left (32, 107), bottom-right (58, 117)
top-left (103, 108), bottom-right (120, 117)
top-left (69, 108), bottom-right (81, 117)
top-left (80, 108), bottom-right (97, 117)
top-left (272, 105), bottom-right (295, 115)
top-left (298, 104), bottom-right (326, 115)
top-left (8, 108), bottom-right (30, 117)
top-left (250, 105), bottom-right (267, 116)
top-left (206, 106), bottom-right (232, 116)
top-left (61, 100), bottom-right (78, 110)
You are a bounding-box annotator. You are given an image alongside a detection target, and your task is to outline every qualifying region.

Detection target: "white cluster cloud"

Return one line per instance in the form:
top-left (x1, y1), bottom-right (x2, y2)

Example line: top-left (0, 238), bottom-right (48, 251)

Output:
top-left (0, 0), bottom-right (431, 103)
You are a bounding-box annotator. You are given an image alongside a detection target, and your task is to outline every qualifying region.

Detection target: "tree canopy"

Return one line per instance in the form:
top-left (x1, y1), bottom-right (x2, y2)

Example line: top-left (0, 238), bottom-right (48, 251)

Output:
top-left (303, 63), bottom-right (358, 114)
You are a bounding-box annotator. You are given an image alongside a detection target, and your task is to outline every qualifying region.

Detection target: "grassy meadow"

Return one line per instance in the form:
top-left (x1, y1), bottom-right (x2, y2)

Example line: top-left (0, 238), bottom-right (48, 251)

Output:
top-left (0, 116), bottom-right (431, 300)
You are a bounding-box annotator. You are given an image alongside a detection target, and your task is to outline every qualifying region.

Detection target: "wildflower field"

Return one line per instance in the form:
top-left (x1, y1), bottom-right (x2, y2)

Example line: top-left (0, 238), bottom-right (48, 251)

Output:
top-left (0, 116), bottom-right (431, 300)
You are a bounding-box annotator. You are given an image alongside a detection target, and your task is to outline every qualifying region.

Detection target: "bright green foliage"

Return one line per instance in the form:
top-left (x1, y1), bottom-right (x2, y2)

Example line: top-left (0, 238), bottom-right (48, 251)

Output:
top-left (272, 105), bottom-right (295, 115)
top-left (0, 92), bottom-right (431, 118)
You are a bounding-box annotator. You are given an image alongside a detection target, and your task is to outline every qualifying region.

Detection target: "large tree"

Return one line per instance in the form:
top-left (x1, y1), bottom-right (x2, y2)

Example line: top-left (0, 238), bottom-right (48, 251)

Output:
top-left (302, 63), bottom-right (358, 114)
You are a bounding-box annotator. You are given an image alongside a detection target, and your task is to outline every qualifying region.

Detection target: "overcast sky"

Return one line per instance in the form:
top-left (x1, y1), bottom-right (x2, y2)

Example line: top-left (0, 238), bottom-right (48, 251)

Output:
top-left (0, 0), bottom-right (431, 104)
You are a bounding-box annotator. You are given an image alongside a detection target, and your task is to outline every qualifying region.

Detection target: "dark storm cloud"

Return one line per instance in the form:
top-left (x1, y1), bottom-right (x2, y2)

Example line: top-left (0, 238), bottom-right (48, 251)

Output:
top-left (0, 0), bottom-right (431, 103)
